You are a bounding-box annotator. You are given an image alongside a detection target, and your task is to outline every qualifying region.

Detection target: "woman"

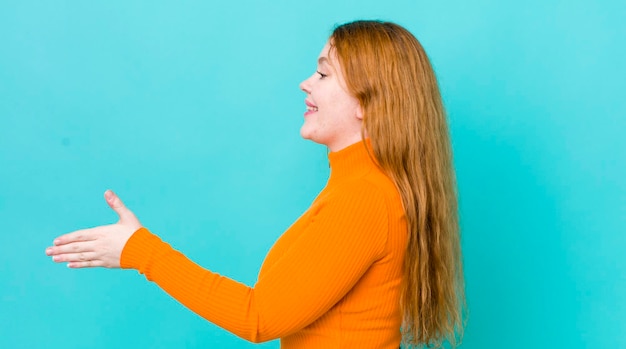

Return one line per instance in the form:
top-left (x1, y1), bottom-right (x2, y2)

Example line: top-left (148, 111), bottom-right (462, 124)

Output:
top-left (46, 20), bottom-right (465, 348)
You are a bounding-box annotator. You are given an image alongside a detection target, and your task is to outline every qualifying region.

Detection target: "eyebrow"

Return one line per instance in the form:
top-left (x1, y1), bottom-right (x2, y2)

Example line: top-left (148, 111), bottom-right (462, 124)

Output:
top-left (318, 57), bottom-right (330, 66)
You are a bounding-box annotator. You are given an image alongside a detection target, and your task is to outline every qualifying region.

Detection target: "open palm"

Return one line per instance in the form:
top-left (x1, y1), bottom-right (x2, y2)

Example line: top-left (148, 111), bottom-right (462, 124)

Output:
top-left (46, 190), bottom-right (142, 268)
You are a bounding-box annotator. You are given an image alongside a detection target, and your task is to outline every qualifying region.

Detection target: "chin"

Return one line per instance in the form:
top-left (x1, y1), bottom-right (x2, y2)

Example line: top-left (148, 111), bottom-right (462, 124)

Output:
top-left (299, 129), bottom-right (309, 140)
top-left (300, 131), bottom-right (325, 147)
top-left (299, 125), bottom-right (314, 141)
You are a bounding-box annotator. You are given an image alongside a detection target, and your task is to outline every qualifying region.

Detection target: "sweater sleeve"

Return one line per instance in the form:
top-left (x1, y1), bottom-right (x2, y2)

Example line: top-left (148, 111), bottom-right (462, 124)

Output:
top-left (120, 182), bottom-right (388, 343)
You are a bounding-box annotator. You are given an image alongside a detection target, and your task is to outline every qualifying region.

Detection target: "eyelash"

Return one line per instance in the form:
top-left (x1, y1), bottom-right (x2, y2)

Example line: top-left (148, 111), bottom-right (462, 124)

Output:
top-left (317, 71), bottom-right (327, 79)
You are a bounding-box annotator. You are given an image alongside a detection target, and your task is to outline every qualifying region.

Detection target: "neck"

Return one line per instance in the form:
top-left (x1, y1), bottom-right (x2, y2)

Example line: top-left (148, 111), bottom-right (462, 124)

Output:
top-left (328, 139), bottom-right (377, 183)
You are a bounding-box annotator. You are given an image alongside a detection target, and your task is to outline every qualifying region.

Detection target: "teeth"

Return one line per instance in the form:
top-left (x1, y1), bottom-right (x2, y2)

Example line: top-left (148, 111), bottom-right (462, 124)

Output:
top-left (306, 106), bottom-right (318, 111)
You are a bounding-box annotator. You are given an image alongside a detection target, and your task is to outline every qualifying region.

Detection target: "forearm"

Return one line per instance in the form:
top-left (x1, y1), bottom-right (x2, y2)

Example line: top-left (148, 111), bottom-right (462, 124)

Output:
top-left (120, 228), bottom-right (272, 342)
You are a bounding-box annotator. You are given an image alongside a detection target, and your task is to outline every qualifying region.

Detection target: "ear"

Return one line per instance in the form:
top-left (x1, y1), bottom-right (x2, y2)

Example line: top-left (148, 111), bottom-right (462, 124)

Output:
top-left (356, 104), bottom-right (364, 121)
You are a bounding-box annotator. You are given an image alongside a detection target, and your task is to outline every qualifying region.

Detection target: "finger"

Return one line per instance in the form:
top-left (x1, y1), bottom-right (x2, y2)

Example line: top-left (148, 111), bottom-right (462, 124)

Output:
top-left (104, 190), bottom-right (138, 224)
top-left (47, 240), bottom-right (97, 256)
top-left (68, 260), bottom-right (104, 269)
top-left (53, 228), bottom-right (101, 246)
top-left (51, 251), bottom-right (98, 263)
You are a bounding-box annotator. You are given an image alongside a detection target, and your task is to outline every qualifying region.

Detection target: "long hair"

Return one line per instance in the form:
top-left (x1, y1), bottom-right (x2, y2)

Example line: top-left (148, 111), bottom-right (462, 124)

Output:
top-left (331, 20), bottom-right (466, 348)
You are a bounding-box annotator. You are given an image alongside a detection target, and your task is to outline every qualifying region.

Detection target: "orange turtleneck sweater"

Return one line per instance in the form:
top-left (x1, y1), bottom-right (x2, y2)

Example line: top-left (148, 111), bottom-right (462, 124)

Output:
top-left (120, 140), bottom-right (408, 348)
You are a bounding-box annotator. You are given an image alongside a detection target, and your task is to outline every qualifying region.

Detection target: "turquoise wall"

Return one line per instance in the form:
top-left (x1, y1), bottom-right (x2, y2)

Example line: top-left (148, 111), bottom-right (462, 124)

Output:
top-left (1, 1), bottom-right (624, 348)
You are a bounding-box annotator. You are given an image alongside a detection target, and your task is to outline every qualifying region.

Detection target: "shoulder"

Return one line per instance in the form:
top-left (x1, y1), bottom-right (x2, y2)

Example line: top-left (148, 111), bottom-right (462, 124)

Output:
top-left (359, 167), bottom-right (403, 209)
top-left (324, 170), bottom-right (399, 216)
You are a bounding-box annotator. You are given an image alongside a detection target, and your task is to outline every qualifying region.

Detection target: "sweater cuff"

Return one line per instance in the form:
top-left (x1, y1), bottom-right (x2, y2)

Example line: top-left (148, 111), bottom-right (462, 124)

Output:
top-left (120, 227), bottom-right (161, 270)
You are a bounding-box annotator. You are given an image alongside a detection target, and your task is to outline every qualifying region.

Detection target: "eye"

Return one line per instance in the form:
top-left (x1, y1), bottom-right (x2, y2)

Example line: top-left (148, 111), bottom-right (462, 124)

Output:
top-left (317, 71), bottom-right (328, 79)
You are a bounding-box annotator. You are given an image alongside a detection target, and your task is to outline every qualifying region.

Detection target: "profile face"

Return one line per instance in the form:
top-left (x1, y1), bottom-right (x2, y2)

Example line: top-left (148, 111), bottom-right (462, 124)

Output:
top-left (299, 42), bottom-right (363, 152)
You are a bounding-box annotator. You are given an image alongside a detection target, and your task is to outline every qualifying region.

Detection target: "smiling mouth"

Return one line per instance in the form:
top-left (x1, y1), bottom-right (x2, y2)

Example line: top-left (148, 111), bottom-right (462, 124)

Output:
top-left (306, 106), bottom-right (318, 112)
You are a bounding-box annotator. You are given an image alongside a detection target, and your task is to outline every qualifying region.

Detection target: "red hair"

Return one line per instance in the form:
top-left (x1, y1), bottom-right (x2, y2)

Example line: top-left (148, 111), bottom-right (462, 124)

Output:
top-left (331, 20), bottom-right (466, 348)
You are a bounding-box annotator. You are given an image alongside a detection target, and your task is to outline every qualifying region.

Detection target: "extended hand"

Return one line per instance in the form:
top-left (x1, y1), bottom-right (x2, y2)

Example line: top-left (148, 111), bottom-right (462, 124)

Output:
top-left (46, 190), bottom-right (142, 268)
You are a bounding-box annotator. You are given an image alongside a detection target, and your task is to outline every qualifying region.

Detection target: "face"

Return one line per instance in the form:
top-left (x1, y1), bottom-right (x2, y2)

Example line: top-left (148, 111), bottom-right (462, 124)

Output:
top-left (299, 42), bottom-right (363, 152)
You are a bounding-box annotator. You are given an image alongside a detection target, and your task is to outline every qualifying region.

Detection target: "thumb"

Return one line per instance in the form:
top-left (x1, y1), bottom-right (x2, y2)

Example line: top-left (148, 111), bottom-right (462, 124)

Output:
top-left (104, 190), bottom-right (140, 226)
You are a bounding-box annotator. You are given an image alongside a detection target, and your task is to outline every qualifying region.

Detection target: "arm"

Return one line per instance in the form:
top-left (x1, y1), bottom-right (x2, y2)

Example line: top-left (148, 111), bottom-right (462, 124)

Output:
top-left (47, 185), bottom-right (389, 342)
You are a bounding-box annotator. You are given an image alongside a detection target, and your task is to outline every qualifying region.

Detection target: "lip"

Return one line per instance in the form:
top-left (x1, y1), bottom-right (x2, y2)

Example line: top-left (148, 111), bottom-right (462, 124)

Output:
top-left (304, 99), bottom-right (317, 117)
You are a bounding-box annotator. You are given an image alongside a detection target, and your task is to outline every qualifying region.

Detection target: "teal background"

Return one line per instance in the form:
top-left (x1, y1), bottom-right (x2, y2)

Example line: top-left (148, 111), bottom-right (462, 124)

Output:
top-left (1, 1), bottom-right (624, 348)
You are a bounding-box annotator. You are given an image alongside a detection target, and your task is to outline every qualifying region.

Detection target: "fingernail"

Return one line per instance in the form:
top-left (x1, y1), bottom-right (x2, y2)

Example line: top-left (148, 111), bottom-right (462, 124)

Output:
top-left (54, 239), bottom-right (60, 245)
top-left (45, 248), bottom-right (52, 255)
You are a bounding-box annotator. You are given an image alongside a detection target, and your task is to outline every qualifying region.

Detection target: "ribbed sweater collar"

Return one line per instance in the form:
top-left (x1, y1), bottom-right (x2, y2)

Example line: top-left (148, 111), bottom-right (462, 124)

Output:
top-left (328, 139), bottom-right (377, 183)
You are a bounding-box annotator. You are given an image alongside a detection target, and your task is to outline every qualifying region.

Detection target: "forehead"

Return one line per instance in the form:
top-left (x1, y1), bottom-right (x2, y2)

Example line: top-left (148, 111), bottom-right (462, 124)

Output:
top-left (317, 42), bottom-right (336, 66)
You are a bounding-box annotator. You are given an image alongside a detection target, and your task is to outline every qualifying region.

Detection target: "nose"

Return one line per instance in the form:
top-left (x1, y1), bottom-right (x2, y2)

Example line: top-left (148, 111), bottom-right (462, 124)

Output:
top-left (300, 74), bottom-right (313, 94)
